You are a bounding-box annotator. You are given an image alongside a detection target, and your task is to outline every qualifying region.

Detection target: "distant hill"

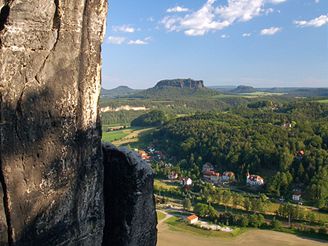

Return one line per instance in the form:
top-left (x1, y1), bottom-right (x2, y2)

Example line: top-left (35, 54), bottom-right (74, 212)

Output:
top-left (131, 78), bottom-right (220, 99)
top-left (154, 78), bottom-right (205, 89)
top-left (231, 85), bottom-right (257, 94)
top-left (261, 87), bottom-right (328, 97)
top-left (209, 85), bottom-right (237, 92)
top-left (101, 86), bottom-right (141, 98)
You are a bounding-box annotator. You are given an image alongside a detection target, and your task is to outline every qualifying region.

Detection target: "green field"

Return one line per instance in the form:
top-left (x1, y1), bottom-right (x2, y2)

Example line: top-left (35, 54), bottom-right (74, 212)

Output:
top-left (211, 92), bottom-right (285, 99)
top-left (157, 211), bottom-right (166, 221)
top-left (102, 130), bottom-right (130, 142)
top-left (154, 180), bottom-right (180, 191)
top-left (317, 99), bottom-right (328, 104)
top-left (165, 216), bottom-right (246, 238)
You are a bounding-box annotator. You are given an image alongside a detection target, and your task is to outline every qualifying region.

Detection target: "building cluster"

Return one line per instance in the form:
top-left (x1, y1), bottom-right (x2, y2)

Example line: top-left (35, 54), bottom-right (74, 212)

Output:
top-left (246, 172), bottom-right (264, 187)
top-left (202, 163), bottom-right (235, 185)
top-left (202, 163), bottom-right (265, 188)
top-left (135, 146), bottom-right (165, 163)
top-left (167, 172), bottom-right (193, 189)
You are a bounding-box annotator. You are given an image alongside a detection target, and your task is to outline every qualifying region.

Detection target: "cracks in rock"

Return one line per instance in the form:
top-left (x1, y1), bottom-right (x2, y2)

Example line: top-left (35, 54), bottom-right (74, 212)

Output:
top-left (34, 0), bottom-right (62, 85)
top-left (0, 0), bottom-right (10, 50)
top-left (52, 0), bottom-right (61, 50)
top-left (0, 162), bottom-right (13, 246)
top-left (14, 81), bottom-right (25, 143)
top-left (0, 91), bottom-right (13, 246)
top-left (0, 4), bottom-right (10, 32)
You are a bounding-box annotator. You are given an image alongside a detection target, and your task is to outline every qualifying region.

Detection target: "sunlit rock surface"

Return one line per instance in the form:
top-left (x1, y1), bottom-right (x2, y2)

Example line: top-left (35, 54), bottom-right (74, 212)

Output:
top-left (0, 0), bottom-right (107, 245)
top-left (0, 1), bottom-right (157, 245)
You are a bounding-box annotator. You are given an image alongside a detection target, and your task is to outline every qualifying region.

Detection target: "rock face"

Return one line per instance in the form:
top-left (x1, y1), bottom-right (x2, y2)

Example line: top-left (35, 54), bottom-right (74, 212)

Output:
top-left (102, 144), bottom-right (157, 246)
top-left (154, 79), bottom-right (205, 89)
top-left (0, 0), bottom-right (107, 245)
top-left (0, 1), bottom-right (157, 245)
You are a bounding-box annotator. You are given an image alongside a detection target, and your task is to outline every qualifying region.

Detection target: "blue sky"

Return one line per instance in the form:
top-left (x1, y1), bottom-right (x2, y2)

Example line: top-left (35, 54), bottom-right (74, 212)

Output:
top-left (102, 0), bottom-right (328, 89)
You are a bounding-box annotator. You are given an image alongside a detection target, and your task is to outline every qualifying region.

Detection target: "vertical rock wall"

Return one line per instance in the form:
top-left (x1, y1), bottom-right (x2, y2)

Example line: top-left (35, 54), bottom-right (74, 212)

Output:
top-left (102, 144), bottom-right (157, 246)
top-left (0, 0), bottom-right (107, 245)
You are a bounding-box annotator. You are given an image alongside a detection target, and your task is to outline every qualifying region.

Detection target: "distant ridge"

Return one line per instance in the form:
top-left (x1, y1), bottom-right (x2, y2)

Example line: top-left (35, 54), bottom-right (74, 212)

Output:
top-left (154, 78), bottom-right (205, 89)
top-left (131, 78), bottom-right (219, 99)
top-left (231, 85), bottom-right (257, 94)
top-left (101, 86), bottom-right (141, 98)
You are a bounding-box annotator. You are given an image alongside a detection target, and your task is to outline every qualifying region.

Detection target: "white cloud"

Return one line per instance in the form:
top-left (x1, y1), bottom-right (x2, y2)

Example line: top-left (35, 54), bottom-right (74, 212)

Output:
top-left (265, 8), bottom-right (274, 15)
top-left (112, 25), bottom-right (135, 33)
top-left (128, 37), bottom-right (151, 45)
top-left (242, 32), bottom-right (252, 37)
top-left (161, 0), bottom-right (287, 36)
top-left (128, 40), bottom-right (147, 45)
top-left (216, 0), bottom-right (263, 23)
top-left (260, 26), bottom-right (282, 35)
top-left (294, 14), bottom-right (328, 28)
top-left (108, 36), bottom-right (151, 45)
top-left (315, 0), bottom-right (320, 3)
top-left (167, 6), bottom-right (189, 13)
top-left (221, 34), bottom-right (230, 38)
top-left (268, 0), bottom-right (287, 3)
top-left (108, 36), bottom-right (126, 45)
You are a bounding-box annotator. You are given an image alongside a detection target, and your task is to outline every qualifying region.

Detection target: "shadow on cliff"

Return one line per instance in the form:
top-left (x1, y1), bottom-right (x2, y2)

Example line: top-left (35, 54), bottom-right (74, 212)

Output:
top-left (0, 86), bottom-right (103, 245)
top-left (0, 87), bottom-right (157, 246)
top-left (102, 144), bottom-right (157, 246)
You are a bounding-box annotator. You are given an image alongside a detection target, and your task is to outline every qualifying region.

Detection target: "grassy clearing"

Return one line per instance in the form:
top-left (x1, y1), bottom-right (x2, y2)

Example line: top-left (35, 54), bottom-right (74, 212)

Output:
top-left (102, 130), bottom-right (130, 142)
top-left (112, 127), bottom-right (154, 147)
top-left (154, 180), bottom-right (180, 191)
top-left (211, 92), bottom-right (285, 99)
top-left (165, 216), bottom-right (246, 238)
top-left (157, 211), bottom-right (166, 221)
top-left (316, 99), bottom-right (328, 104)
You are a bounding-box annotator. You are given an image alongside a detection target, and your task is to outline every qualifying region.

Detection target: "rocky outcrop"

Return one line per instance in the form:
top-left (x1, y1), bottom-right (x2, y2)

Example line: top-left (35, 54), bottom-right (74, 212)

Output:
top-left (0, 0), bottom-right (107, 245)
top-left (102, 144), bottom-right (157, 246)
top-left (154, 78), bottom-right (205, 89)
top-left (0, 1), bottom-right (158, 245)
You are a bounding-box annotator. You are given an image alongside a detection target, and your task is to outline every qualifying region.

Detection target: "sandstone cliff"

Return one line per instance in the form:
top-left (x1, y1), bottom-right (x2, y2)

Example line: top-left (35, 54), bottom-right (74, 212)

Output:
top-left (0, 1), bottom-right (156, 245)
top-left (102, 144), bottom-right (157, 246)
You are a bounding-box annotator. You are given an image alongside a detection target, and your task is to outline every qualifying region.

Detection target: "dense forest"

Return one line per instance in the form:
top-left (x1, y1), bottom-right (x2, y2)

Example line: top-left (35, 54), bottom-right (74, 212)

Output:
top-left (100, 96), bottom-right (293, 126)
top-left (152, 102), bottom-right (328, 209)
top-left (131, 110), bottom-right (169, 127)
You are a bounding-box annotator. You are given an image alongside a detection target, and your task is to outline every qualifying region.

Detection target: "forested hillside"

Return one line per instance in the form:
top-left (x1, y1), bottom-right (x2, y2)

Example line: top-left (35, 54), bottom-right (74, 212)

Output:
top-left (152, 102), bottom-right (328, 208)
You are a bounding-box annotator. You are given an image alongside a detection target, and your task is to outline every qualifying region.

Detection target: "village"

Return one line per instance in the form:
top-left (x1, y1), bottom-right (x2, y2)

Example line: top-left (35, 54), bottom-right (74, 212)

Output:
top-left (136, 146), bottom-right (304, 204)
top-left (130, 145), bottom-right (328, 239)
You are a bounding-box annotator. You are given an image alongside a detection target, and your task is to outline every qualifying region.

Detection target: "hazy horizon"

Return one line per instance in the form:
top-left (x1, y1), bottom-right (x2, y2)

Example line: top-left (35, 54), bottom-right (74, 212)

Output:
top-left (102, 0), bottom-right (328, 89)
top-left (102, 81), bottom-right (328, 90)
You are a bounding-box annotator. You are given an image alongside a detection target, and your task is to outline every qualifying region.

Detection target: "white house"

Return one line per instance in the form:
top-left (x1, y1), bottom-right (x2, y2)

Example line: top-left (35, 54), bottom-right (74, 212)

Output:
top-left (292, 191), bottom-right (302, 202)
top-left (181, 178), bottom-right (193, 187)
top-left (246, 172), bottom-right (264, 186)
top-left (203, 171), bottom-right (220, 183)
top-left (186, 214), bottom-right (198, 224)
top-left (221, 171), bottom-right (235, 182)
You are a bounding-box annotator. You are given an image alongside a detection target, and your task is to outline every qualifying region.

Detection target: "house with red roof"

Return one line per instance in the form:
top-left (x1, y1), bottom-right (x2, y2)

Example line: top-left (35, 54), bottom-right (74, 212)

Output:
top-left (186, 214), bottom-right (198, 224)
top-left (246, 172), bottom-right (264, 187)
top-left (203, 170), bottom-right (220, 183)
